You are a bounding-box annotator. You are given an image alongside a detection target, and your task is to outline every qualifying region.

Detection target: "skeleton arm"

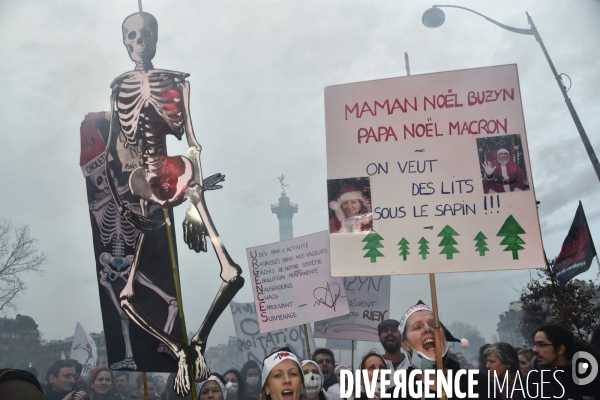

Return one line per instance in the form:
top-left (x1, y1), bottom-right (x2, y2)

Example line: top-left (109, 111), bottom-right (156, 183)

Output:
top-left (179, 80), bottom-right (211, 252)
top-left (180, 80), bottom-right (204, 186)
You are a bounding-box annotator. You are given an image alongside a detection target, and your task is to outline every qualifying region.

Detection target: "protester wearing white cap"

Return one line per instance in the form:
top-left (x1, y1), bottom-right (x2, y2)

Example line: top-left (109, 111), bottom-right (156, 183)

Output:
top-left (197, 374), bottom-right (227, 400)
top-left (260, 347), bottom-right (303, 400)
top-left (299, 360), bottom-right (334, 400)
top-left (399, 300), bottom-right (468, 370)
top-left (396, 301), bottom-right (493, 399)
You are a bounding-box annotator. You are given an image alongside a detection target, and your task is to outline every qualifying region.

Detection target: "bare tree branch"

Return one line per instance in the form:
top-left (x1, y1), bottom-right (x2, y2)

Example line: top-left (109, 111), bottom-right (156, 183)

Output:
top-left (0, 219), bottom-right (47, 312)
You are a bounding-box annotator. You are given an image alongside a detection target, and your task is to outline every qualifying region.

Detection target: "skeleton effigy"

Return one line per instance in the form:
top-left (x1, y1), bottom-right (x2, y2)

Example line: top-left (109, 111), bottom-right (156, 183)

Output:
top-left (102, 8), bottom-right (245, 396)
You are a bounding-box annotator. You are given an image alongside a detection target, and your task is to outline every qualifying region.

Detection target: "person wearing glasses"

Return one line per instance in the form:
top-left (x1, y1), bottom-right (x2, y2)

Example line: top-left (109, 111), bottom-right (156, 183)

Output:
top-left (528, 324), bottom-right (599, 400)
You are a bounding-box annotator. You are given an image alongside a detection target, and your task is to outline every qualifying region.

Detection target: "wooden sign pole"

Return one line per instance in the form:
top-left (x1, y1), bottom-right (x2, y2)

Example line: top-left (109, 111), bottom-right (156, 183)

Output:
top-left (429, 273), bottom-right (446, 399)
top-left (303, 324), bottom-right (312, 359)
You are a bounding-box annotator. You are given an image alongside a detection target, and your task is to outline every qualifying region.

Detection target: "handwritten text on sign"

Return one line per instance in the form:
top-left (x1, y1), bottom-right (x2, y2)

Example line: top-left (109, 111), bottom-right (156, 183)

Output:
top-left (314, 275), bottom-right (391, 342)
top-left (246, 231), bottom-right (349, 332)
top-left (325, 65), bottom-right (544, 276)
top-left (230, 302), bottom-right (315, 365)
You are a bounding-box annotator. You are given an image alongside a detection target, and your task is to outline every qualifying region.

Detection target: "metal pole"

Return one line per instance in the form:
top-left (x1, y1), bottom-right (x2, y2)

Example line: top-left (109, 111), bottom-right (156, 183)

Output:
top-left (525, 12), bottom-right (600, 182)
top-left (428, 5), bottom-right (600, 183)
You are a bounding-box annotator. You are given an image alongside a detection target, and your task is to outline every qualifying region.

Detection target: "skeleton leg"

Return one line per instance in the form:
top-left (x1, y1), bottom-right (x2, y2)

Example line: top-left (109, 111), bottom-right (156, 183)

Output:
top-left (135, 272), bottom-right (179, 351)
top-left (120, 199), bottom-right (194, 396)
top-left (99, 269), bottom-right (137, 370)
top-left (185, 184), bottom-right (245, 381)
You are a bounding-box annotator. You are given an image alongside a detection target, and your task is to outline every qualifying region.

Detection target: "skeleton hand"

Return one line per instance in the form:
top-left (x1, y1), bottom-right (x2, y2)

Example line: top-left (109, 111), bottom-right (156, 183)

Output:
top-left (203, 173), bottom-right (225, 191)
top-left (183, 204), bottom-right (208, 253)
top-left (482, 161), bottom-right (496, 176)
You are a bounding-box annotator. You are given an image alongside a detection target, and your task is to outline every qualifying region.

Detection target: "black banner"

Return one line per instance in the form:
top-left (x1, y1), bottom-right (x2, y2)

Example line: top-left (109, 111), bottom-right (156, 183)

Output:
top-left (80, 112), bottom-right (182, 372)
top-left (554, 201), bottom-right (597, 288)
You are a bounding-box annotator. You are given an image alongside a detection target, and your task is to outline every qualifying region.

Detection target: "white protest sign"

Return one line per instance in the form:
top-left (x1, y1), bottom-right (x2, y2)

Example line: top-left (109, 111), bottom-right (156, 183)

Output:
top-left (246, 231), bottom-right (349, 332)
top-left (325, 64), bottom-right (544, 276)
top-left (230, 301), bottom-right (316, 364)
top-left (69, 322), bottom-right (98, 379)
top-left (314, 275), bottom-right (390, 342)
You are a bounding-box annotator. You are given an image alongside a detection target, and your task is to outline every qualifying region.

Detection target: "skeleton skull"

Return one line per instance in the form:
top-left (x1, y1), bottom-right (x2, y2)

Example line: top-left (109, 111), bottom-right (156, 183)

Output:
top-left (122, 13), bottom-right (158, 64)
top-left (90, 167), bottom-right (109, 192)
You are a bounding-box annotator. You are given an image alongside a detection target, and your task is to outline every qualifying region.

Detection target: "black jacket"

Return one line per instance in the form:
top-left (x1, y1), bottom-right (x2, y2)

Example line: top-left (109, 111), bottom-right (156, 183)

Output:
top-left (527, 366), bottom-right (599, 400)
top-left (402, 359), bottom-right (498, 400)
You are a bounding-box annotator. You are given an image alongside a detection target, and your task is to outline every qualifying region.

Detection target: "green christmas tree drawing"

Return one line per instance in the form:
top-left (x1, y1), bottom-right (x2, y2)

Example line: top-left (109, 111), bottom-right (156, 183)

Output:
top-left (497, 215), bottom-right (526, 260)
top-left (362, 230), bottom-right (384, 263)
top-left (397, 238), bottom-right (410, 261)
top-left (418, 237), bottom-right (430, 260)
top-left (438, 225), bottom-right (460, 260)
top-left (474, 231), bottom-right (489, 256)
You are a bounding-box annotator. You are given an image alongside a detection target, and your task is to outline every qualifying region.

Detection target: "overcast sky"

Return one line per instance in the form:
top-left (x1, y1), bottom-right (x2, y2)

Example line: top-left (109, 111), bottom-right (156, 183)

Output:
top-left (1, 0), bottom-right (599, 352)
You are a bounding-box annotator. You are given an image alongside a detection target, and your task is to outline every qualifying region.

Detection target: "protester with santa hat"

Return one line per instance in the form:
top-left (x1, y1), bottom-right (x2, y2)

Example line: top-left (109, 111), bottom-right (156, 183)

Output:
top-left (329, 183), bottom-right (372, 234)
top-left (396, 301), bottom-right (498, 399)
top-left (482, 148), bottom-right (525, 194)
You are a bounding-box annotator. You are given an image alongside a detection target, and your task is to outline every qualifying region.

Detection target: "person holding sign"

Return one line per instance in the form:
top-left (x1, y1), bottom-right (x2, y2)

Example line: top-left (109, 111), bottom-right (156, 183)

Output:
top-left (398, 301), bottom-right (487, 399)
top-left (482, 148), bottom-right (525, 193)
top-left (328, 183), bottom-right (372, 234)
top-left (260, 348), bottom-right (304, 400)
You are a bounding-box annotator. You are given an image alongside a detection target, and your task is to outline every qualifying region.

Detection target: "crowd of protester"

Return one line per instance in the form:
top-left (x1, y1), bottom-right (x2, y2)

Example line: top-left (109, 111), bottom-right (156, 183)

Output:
top-left (2, 302), bottom-right (600, 399)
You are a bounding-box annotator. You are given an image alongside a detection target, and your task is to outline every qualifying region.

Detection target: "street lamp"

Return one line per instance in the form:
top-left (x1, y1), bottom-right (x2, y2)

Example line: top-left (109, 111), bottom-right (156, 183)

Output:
top-left (422, 5), bottom-right (600, 183)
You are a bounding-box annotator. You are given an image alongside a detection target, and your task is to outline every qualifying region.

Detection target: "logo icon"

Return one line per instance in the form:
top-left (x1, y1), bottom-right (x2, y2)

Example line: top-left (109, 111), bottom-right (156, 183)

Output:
top-left (572, 351), bottom-right (598, 386)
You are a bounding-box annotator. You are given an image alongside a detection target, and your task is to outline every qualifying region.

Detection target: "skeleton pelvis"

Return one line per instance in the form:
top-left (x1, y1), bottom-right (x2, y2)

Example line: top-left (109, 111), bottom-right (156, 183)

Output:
top-left (129, 156), bottom-right (193, 207)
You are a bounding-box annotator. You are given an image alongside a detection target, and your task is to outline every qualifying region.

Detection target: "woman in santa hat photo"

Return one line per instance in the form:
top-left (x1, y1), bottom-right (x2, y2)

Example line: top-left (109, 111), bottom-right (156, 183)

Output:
top-left (328, 182), bottom-right (372, 234)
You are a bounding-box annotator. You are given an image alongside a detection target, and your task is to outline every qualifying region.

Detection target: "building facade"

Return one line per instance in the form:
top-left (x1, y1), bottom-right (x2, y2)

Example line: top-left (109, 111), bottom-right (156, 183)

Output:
top-left (496, 301), bottom-right (526, 348)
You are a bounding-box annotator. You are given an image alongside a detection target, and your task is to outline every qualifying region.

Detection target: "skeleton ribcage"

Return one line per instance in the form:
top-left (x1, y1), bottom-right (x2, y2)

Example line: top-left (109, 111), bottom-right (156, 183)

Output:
top-left (115, 70), bottom-right (186, 146)
top-left (100, 201), bottom-right (139, 247)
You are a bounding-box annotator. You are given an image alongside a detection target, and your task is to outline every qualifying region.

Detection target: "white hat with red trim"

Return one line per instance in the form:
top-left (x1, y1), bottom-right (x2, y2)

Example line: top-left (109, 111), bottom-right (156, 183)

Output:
top-left (261, 347), bottom-right (302, 388)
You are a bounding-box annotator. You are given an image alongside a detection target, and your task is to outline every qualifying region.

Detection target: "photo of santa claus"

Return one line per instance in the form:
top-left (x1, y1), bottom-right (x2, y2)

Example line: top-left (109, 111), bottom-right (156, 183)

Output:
top-left (477, 134), bottom-right (530, 194)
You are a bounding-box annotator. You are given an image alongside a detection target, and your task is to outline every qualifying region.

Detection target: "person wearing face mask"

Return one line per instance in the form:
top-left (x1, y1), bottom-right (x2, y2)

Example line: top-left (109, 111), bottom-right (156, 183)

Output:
top-left (299, 360), bottom-right (333, 400)
top-left (399, 301), bottom-right (493, 399)
top-left (334, 366), bottom-right (352, 400)
top-left (241, 360), bottom-right (262, 399)
top-left (224, 369), bottom-right (257, 400)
